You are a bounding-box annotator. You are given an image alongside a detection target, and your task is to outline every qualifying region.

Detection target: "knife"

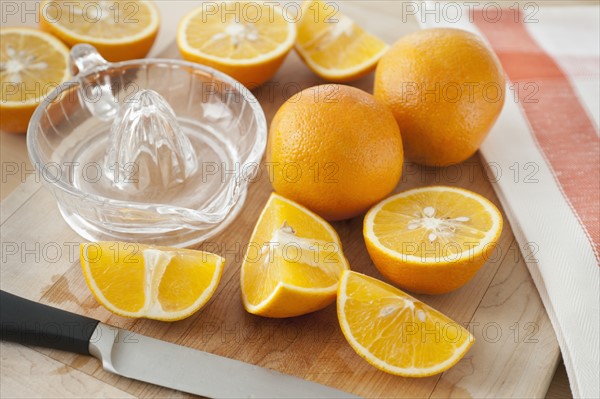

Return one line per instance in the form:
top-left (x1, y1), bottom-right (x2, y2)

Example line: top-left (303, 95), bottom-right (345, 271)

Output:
top-left (0, 290), bottom-right (357, 398)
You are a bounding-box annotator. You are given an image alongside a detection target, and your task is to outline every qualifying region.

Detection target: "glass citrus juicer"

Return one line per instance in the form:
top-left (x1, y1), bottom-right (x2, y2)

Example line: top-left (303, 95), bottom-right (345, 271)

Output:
top-left (27, 44), bottom-right (267, 247)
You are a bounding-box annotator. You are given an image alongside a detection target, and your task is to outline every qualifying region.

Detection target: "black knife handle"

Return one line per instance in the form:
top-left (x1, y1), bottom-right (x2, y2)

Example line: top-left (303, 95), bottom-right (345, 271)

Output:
top-left (0, 290), bottom-right (99, 355)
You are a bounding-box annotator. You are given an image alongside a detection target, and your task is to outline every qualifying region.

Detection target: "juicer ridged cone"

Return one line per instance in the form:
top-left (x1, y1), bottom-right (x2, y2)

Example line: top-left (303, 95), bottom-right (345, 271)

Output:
top-left (104, 89), bottom-right (199, 192)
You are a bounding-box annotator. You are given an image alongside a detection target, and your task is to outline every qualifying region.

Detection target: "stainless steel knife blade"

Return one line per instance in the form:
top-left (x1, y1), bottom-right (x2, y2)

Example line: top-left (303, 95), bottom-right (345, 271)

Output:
top-left (89, 323), bottom-right (358, 398)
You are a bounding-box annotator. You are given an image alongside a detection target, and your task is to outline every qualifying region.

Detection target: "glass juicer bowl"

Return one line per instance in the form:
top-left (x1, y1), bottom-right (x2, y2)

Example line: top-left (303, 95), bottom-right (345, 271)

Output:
top-left (27, 44), bottom-right (267, 247)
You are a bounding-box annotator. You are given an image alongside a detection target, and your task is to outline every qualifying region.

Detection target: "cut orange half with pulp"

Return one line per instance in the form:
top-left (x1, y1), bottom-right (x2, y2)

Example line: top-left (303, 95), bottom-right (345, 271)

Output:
top-left (364, 186), bottom-right (503, 294)
top-left (177, 1), bottom-right (296, 88)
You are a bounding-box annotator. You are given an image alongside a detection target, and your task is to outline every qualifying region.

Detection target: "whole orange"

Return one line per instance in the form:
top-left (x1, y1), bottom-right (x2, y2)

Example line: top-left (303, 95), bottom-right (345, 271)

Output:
top-left (374, 28), bottom-right (505, 166)
top-left (267, 85), bottom-right (403, 221)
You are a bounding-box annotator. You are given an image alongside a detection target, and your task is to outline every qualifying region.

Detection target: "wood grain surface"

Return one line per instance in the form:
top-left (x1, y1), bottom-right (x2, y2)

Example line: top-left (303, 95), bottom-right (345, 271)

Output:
top-left (0, 143), bottom-right (560, 398)
top-left (1, 1), bottom-right (583, 397)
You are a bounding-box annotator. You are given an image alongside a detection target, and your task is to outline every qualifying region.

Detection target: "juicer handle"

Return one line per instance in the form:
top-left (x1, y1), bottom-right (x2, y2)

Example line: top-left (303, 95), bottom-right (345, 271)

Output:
top-left (69, 43), bottom-right (109, 76)
top-left (69, 44), bottom-right (118, 122)
top-left (0, 290), bottom-right (99, 355)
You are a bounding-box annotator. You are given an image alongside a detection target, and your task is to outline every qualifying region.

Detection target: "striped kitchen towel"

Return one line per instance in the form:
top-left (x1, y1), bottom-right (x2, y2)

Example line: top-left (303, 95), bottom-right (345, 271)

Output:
top-left (420, 3), bottom-right (599, 397)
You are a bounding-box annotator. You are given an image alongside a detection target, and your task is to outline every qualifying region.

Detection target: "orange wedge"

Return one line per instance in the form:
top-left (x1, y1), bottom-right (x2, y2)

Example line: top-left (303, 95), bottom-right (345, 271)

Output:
top-left (240, 193), bottom-right (349, 318)
top-left (80, 242), bottom-right (224, 321)
top-left (338, 271), bottom-right (474, 377)
top-left (295, 0), bottom-right (388, 81)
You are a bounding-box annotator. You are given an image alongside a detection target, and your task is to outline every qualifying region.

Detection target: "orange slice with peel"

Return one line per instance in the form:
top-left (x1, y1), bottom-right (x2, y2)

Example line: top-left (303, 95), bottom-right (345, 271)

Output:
top-left (80, 242), bottom-right (224, 321)
top-left (337, 270), bottom-right (474, 377)
top-left (240, 193), bottom-right (349, 318)
top-left (295, 0), bottom-right (388, 81)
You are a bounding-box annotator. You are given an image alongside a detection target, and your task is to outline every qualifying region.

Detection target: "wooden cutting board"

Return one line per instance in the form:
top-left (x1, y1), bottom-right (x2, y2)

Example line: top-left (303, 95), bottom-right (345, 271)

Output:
top-left (0, 3), bottom-right (559, 398)
top-left (0, 146), bottom-right (560, 398)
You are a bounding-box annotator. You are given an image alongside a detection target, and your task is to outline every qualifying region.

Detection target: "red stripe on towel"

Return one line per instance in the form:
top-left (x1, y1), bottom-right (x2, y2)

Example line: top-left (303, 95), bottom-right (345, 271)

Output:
top-left (473, 8), bottom-right (600, 259)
